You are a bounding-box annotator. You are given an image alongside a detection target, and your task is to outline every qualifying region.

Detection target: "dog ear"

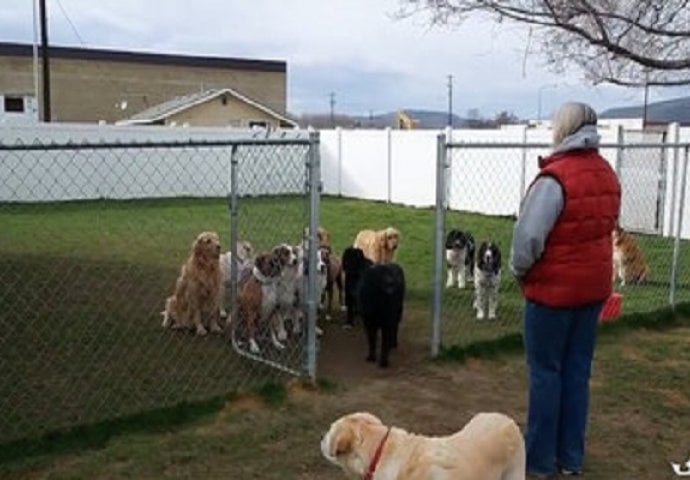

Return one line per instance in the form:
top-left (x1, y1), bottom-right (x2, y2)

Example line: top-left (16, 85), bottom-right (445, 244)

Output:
top-left (330, 424), bottom-right (357, 457)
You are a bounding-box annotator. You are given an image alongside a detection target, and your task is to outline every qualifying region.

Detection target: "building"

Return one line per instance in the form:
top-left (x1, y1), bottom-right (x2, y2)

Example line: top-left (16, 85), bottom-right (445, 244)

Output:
top-left (0, 42), bottom-right (289, 125)
top-left (117, 88), bottom-right (296, 129)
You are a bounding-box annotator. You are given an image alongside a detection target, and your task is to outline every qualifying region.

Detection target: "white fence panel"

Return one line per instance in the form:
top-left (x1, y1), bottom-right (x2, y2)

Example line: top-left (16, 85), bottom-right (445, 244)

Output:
top-left (338, 129), bottom-right (389, 201)
top-left (390, 130), bottom-right (437, 207)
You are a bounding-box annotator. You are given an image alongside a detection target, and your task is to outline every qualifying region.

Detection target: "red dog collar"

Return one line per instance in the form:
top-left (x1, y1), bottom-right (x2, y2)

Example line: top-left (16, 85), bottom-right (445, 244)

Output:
top-left (364, 427), bottom-right (391, 480)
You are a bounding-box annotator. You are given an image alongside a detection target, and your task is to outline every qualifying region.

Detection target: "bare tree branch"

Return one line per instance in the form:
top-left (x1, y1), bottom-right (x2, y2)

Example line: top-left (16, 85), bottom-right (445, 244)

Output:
top-left (396, 0), bottom-right (690, 86)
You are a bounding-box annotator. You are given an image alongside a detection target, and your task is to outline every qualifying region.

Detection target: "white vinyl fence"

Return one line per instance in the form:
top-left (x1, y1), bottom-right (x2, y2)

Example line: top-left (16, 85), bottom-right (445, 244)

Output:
top-left (2, 122), bottom-right (689, 238)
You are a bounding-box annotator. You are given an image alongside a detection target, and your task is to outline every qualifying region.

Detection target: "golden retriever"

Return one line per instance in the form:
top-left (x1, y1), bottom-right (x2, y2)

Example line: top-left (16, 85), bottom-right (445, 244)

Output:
top-left (162, 231), bottom-right (224, 336)
top-left (353, 227), bottom-right (400, 263)
top-left (321, 412), bottom-right (525, 480)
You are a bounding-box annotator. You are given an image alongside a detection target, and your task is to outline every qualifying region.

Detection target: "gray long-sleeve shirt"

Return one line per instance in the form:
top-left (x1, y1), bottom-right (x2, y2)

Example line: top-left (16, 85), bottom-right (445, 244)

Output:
top-left (509, 176), bottom-right (564, 278)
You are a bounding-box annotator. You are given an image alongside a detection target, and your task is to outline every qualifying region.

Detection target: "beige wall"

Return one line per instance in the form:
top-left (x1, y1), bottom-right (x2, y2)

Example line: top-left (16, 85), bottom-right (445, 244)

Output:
top-left (167, 94), bottom-right (282, 128)
top-left (0, 55), bottom-right (286, 124)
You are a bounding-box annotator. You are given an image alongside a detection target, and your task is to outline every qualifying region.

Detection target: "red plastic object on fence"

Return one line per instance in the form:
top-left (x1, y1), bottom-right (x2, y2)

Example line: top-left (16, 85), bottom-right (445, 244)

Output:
top-left (599, 292), bottom-right (622, 322)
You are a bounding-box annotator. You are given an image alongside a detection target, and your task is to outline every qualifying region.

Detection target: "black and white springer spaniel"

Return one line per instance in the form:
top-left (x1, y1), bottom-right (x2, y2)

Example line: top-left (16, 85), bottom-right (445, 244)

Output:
top-left (445, 229), bottom-right (475, 289)
top-left (473, 241), bottom-right (501, 320)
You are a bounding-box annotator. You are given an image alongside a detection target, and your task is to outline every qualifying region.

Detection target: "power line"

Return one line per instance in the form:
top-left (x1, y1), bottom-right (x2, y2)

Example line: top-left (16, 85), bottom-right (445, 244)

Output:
top-left (55, 0), bottom-right (86, 46)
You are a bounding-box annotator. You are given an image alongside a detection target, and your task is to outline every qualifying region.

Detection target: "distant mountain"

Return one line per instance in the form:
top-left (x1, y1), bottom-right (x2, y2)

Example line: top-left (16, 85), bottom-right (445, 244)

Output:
top-left (354, 109), bottom-right (469, 129)
top-left (600, 96), bottom-right (690, 125)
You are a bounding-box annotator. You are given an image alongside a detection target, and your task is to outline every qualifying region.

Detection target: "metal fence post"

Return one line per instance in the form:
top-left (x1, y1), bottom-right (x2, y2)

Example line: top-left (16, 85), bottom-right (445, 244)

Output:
top-left (306, 130), bottom-right (320, 380)
top-left (431, 133), bottom-right (448, 357)
top-left (614, 124), bottom-right (624, 176)
top-left (519, 125), bottom-right (528, 202)
top-left (669, 146), bottom-right (689, 308)
top-left (229, 145), bottom-right (239, 327)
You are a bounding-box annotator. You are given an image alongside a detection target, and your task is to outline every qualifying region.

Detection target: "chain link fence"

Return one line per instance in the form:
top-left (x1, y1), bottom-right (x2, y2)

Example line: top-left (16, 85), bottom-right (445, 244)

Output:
top-left (0, 131), bottom-right (320, 445)
top-left (431, 136), bottom-right (690, 355)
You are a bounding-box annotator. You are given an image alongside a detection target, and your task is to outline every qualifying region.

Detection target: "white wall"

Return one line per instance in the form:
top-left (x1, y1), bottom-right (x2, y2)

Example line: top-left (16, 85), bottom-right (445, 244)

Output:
top-left (0, 123), bottom-right (309, 202)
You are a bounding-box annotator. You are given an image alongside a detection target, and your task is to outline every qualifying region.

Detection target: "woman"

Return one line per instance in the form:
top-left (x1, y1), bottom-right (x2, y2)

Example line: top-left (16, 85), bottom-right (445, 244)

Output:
top-left (510, 102), bottom-right (621, 478)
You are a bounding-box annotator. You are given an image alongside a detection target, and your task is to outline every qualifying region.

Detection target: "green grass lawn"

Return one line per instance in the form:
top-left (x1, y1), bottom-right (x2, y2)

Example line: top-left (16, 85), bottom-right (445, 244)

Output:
top-left (1, 195), bottom-right (689, 449)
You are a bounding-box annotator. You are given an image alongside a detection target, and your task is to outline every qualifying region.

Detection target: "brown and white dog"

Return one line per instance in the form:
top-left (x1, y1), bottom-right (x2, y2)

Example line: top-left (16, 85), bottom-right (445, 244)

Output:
top-left (162, 231), bottom-right (224, 336)
top-left (353, 227), bottom-right (400, 264)
top-left (237, 252), bottom-right (283, 354)
top-left (321, 412), bottom-right (525, 480)
top-left (612, 226), bottom-right (649, 286)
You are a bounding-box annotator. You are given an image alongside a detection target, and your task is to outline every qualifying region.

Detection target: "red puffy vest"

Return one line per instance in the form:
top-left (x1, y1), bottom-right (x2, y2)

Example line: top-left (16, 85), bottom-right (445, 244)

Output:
top-left (521, 149), bottom-right (621, 308)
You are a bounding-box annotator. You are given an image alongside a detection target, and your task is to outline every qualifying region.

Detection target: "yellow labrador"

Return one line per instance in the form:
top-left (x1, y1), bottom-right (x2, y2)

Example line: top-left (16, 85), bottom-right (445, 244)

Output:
top-left (321, 412), bottom-right (525, 480)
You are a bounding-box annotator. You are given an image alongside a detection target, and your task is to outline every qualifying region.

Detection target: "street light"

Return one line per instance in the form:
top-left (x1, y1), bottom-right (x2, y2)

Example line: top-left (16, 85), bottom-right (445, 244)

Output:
top-left (537, 84), bottom-right (558, 123)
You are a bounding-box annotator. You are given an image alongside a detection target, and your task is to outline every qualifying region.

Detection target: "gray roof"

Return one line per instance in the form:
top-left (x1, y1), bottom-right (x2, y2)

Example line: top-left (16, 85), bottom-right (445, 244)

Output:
top-left (0, 42), bottom-right (285, 72)
top-left (118, 88), bottom-right (297, 127)
top-left (600, 96), bottom-right (690, 125)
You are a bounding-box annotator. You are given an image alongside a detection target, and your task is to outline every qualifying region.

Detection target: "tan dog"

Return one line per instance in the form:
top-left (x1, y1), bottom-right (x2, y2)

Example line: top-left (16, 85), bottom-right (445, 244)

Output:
top-left (353, 227), bottom-right (400, 263)
top-left (304, 226), bottom-right (332, 249)
top-left (320, 245), bottom-right (344, 318)
top-left (162, 231), bottom-right (224, 336)
top-left (321, 412), bottom-right (525, 480)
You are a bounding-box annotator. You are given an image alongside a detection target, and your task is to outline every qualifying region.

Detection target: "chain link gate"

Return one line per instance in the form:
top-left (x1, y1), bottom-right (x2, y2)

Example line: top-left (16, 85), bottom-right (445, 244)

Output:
top-left (431, 134), bottom-right (690, 356)
top-left (0, 130), bottom-right (319, 446)
top-left (228, 132), bottom-right (320, 377)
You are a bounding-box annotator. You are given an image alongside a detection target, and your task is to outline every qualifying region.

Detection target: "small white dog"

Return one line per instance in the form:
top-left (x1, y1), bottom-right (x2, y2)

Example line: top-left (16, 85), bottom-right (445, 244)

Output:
top-left (474, 241), bottom-right (502, 320)
top-left (321, 411), bottom-right (525, 480)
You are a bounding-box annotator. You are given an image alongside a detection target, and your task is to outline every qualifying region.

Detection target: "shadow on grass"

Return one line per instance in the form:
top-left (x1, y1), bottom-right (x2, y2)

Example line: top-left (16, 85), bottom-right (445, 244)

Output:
top-left (437, 303), bottom-right (690, 363)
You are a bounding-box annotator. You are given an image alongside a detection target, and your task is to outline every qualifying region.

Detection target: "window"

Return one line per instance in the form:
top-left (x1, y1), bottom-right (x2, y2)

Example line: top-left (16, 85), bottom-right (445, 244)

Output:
top-left (249, 120), bottom-right (269, 129)
top-left (4, 96), bottom-right (24, 113)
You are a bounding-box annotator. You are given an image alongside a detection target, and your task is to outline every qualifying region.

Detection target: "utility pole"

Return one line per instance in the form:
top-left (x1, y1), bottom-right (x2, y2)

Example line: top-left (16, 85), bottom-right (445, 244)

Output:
top-left (447, 74), bottom-right (453, 127)
top-left (329, 92), bottom-right (336, 128)
top-left (39, 0), bottom-right (51, 122)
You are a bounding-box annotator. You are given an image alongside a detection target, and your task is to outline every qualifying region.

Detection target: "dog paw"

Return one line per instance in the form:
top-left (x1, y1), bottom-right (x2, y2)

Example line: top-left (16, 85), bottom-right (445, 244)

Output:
top-left (196, 325), bottom-right (208, 336)
top-left (220, 309), bottom-right (228, 319)
top-left (210, 323), bottom-right (223, 334)
top-left (277, 329), bottom-right (288, 342)
top-left (316, 326), bottom-right (324, 337)
top-left (476, 311), bottom-right (486, 320)
top-left (340, 305), bottom-right (347, 312)
top-left (272, 339), bottom-right (285, 350)
top-left (342, 322), bottom-right (353, 330)
top-left (325, 313), bottom-right (332, 321)
top-left (249, 339), bottom-right (261, 354)
top-left (489, 312), bottom-right (497, 320)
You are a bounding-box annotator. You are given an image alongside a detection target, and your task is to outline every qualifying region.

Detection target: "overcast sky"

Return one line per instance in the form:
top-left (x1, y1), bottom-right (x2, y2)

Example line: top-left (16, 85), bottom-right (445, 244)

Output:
top-left (2, 0), bottom-right (688, 119)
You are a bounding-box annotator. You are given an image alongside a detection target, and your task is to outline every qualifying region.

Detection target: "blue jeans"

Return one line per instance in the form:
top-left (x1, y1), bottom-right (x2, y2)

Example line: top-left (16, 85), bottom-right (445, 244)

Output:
top-left (523, 300), bottom-right (603, 476)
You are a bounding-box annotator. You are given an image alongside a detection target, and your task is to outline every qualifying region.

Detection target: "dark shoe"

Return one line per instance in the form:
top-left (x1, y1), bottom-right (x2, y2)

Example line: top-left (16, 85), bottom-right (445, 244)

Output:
top-left (559, 467), bottom-right (582, 476)
top-left (527, 472), bottom-right (554, 479)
